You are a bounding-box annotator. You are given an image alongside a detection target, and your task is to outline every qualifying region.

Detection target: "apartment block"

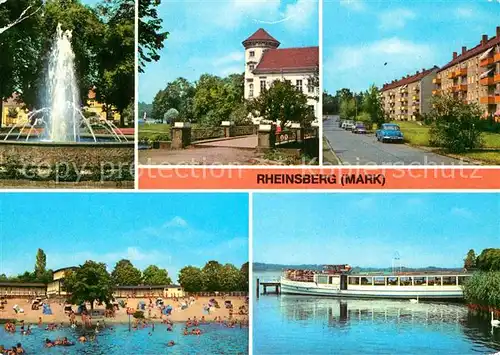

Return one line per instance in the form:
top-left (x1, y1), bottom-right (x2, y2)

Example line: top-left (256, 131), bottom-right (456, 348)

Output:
top-left (380, 66), bottom-right (439, 121)
top-left (433, 26), bottom-right (500, 117)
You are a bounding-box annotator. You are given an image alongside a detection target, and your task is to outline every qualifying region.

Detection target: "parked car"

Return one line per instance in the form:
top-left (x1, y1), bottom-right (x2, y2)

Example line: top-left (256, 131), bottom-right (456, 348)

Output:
top-left (352, 123), bottom-right (367, 134)
top-left (342, 120), bottom-right (355, 130)
top-left (338, 119), bottom-right (344, 128)
top-left (376, 123), bottom-right (404, 143)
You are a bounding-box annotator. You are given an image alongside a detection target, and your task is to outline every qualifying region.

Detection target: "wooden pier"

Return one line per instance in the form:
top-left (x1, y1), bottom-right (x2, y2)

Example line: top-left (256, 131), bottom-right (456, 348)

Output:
top-left (256, 278), bottom-right (280, 298)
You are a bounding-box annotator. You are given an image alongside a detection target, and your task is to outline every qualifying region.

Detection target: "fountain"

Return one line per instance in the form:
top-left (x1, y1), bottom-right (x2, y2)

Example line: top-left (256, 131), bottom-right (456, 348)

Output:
top-left (0, 24), bottom-right (134, 183)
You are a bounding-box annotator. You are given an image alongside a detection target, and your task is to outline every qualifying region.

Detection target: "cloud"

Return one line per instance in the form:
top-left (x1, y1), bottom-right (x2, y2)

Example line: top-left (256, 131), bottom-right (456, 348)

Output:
top-left (214, 52), bottom-right (244, 67)
top-left (281, 0), bottom-right (318, 31)
top-left (164, 216), bottom-right (188, 228)
top-left (451, 207), bottom-right (473, 219)
top-left (455, 7), bottom-right (474, 19)
top-left (378, 9), bottom-right (416, 31)
top-left (339, 0), bottom-right (365, 12)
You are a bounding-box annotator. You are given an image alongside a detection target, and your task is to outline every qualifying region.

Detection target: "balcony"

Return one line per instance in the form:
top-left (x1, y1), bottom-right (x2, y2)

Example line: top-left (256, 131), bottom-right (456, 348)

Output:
top-left (432, 78), bottom-right (441, 84)
top-left (455, 68), bottom-right (467, 77)
top-left (480, 77), bottom-right (495, 86)
top-left (432, 89), bottom-right (441, 95)
top-left (479, 96), bottom-right (500, 104)
top-left (494, 53), bottom-right (500, 63)
top-left (447, 72), bottom-right (455, 79)
top-left (480, 57), bottom-right (495, 67)
top-left (452, 84), bottom-right (467, 93)
top-left (400, 88), bottom-right (408, 94)
top-left (399, 97), bottom-right (408, 102)
top-left (495, 74), bottom-right (500, 84)
top-left (412, 95), bottom-right (419, 100)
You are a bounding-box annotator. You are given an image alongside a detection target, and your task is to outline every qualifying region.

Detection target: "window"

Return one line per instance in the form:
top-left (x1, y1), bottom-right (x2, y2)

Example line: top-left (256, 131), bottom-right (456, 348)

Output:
top-left (307, 79), bottom-right (314, 93)
top-left (296, 79), bottom-right (303, 92)
top-left (373, 277), bottom-right (385, 286)
top-left (317, 275), bottom-right (328, 284)
top-left (428, 277), bottom-right (441, 286)
top-left (260, 80), bottom-right (266, 91)
top-left (457, 276), bottom-right (469, 285)
top-left (400, 277), bottom-right (413, 286)
top-left (249, 51), bottom-right (255, 57)
top-left (414, 277), bottom-right (426, 286)
top-left (387, 277), bottom-right (398, 286)
top-left (249, 84), bottom-right (254, 98)
top-left (348, 277), bottom-right (359, 285)
top-left (249, 64), bottom-right (255, 71)
top-left (442, 276), bottom-right (456, 286)
top-left (360, 277), bottom-right (372, 285)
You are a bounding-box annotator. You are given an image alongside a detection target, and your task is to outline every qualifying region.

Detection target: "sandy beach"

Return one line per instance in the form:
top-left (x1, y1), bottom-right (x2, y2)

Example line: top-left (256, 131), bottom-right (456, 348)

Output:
top-left (0, 296), bottom-right (248, 325)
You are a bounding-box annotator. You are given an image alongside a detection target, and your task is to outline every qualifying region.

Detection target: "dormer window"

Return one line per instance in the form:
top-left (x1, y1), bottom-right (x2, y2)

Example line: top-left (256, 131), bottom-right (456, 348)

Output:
top-left (249, 51), bottom-right (255, 57)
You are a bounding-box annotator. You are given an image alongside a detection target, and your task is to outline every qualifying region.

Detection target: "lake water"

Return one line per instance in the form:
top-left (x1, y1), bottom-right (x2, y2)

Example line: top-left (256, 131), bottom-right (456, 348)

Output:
top-left (0, 322), bottom-right (248, 354)
top-left (254, 271), bottom-right (500, 354)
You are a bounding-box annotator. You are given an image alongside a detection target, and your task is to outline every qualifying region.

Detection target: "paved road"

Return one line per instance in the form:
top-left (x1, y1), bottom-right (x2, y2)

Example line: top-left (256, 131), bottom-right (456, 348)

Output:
top-left (323, 116), bottom-right (465, 165)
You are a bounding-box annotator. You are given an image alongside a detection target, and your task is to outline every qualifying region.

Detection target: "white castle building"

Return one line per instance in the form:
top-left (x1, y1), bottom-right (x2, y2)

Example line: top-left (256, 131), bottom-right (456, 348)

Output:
top-left (242, 29), bottom-right (320, 122)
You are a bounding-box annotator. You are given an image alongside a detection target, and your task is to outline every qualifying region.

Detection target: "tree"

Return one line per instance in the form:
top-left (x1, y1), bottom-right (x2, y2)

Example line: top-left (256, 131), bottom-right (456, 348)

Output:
top-left (339, 97), bottom-right (356, 120)
top-left (464, 249), bottom-right (476, 270)
top-left (219, 263), bottom-right (241, 292)
top-left (249, 80), bottom-right (314, 128)
top-left (138, 0), bottom-right (168, 73)
top-left (476, 248), bottom-right (500, 272)
top-left (178, 266), bottom-right (204, 292)
top-left (95, 0), bottom-right (135, 126)
top-left (362, 84), bottom-right (385, 128)
top-left (34, 248), bottom-right (46, 279)
top-left (64, 261), bottom-right (114, 311)
top-left (323, 91), bottom-right (339, 115)
top-left (240, 262), bottom-right (249, 291)
top-left (164, 108), bottom-right (179, 123)
top-left (152, 78), bottom-right (195, 120)
top-left (202, 260), bottom-right (223, 292)
top-left (111, 259), bottom-right (142, 286)
top-left (0, 0), bottom-right (43, 127)
top-left (142, 265), bottom-right (172, 285)
top-left (429, 94), bottom-right (483, 153)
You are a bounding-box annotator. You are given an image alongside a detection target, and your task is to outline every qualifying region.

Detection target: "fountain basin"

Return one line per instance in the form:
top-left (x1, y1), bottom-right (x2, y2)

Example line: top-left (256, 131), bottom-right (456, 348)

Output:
top-left (0, 140), bottom-right (134, 169)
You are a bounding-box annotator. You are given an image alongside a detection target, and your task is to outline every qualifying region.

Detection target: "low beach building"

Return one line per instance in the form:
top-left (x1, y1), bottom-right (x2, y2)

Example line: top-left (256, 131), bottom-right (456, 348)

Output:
top-left (243, 28), bottom-right (320, 121)
top-left (46, 266), bottom-right (78, 297)
top-left (0, 282), bottom-right (46, 298)
top-left (380, 67), bottom-right (439, 121)
top-left (113, 285), bottom-right (185, 299)
top-left (433, 26), bottom-right (500, 117)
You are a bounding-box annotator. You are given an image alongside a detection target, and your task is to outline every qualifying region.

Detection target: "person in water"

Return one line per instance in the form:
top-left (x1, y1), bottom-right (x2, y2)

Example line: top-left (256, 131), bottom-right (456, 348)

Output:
top-left (167, 341), bottom-right (175, 347)
top-left (45, 339), bottom-right (54, 348)
top-left (78, 336), bottom-right (87, 343)
top-left (15, 343), bottom-right (24, 354)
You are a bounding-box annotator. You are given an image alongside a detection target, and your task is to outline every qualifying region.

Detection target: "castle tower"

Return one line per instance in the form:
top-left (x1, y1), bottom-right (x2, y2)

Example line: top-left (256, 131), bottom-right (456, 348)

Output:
top-left (242, 29), bottom-right (280, 100)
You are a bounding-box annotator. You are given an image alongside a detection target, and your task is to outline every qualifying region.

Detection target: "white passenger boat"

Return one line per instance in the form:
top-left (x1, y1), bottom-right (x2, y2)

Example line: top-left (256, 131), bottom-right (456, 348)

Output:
top-left (280, 265), bottom-right (471, 300)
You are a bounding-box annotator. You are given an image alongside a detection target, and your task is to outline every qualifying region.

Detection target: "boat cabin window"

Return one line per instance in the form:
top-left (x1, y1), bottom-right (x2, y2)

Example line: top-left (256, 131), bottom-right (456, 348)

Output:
top-left (442, 276), bottom-right (456, 286)
top-left (373, 277), bottom-right (385, 286)
top-left (387, 277), bottom-right (398, 286)
top-left (414, 277), bottom-right (426, 286)
top-left (348, 277), bottom-right (359, 285)
top-left (317, 275), bottom-right (328, 284)
top-left (400, 277), bottom-right (412, 286)
top-left (428, 276), bottom-right (441, 286)
top-left (360, 277), bottom-right (372, 285)
top-left (457, 276), bottom-right (469, 285)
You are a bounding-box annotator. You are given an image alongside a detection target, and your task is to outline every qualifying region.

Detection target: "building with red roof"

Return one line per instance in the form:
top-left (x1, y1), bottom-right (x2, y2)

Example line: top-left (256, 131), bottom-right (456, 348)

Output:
top-left (242, 29), bottom-right (320, 121)
top-left (433, 26), bottom-right (500, 119)
top-left (380, 66), bottom-right (439, 121)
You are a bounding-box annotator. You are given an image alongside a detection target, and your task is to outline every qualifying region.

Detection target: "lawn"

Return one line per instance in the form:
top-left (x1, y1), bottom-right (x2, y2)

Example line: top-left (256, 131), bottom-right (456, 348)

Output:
top-left (138, 123), bottom-right (172, 141)
top-left (391, 121), bottom-right (500, 149)
top-left (390, 120), bottom-right (500, 164)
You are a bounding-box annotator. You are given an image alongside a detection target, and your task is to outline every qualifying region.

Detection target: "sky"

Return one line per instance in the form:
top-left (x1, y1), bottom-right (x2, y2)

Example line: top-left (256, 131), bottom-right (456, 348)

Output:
top-left (253, 193), bottom-right (500, 268)
top-left (139, 0), bottom-right (319, 103)
top-left (324, 0), bottom-right (500, 93)
top-left (0, 193), bottom-right (248, 282)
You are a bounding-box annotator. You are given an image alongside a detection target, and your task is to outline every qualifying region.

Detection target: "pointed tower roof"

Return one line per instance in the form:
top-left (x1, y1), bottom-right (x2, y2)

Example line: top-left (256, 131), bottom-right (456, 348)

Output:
top-left (242, 28), bottom-right (280, 48)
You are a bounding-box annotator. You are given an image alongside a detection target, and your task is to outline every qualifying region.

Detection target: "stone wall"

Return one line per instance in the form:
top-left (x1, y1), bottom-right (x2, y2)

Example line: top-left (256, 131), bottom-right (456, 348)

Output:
top-left (0, 141), bottom-right (134, 168)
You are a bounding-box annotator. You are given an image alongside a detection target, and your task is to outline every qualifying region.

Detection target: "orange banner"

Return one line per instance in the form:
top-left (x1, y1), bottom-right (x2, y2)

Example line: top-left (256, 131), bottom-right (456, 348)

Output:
top-left (138, 167), bottom-right (498, 190)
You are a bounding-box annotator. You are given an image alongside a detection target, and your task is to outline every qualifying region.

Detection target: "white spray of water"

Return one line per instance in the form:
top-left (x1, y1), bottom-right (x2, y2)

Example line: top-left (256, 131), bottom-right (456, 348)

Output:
top-left (46, 23), bottom-right (79, 142)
